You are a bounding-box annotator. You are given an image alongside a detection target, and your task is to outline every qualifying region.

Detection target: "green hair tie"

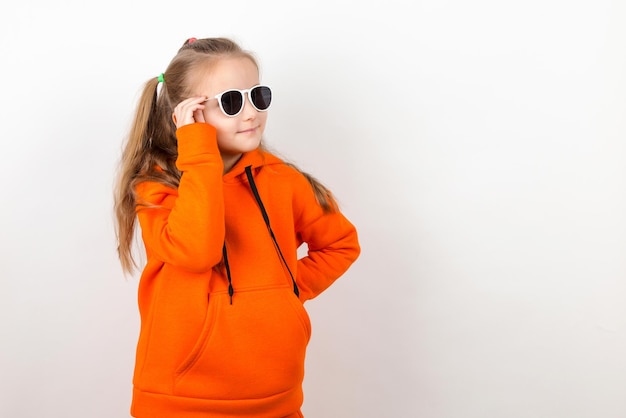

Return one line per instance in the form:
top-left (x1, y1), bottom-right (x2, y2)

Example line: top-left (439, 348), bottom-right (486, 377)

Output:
top-left (157, 73), bottom-right (165, 83)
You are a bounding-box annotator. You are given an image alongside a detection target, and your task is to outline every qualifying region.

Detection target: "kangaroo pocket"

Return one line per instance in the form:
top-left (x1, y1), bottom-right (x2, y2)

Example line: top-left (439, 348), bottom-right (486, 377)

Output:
top-left (173, 285), bottom-right (311, 400)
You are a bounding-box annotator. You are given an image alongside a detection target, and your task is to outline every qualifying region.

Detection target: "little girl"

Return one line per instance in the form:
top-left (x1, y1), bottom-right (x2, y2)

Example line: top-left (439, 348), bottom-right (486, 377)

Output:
top-left (114, 37), bottom-right (360, 418)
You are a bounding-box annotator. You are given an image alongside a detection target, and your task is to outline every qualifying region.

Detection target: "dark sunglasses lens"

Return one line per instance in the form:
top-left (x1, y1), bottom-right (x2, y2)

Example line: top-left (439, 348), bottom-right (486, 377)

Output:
top-left (221, 91), bottom-right (244, 115)
top-left (250, 86), bottom-right (272, 111)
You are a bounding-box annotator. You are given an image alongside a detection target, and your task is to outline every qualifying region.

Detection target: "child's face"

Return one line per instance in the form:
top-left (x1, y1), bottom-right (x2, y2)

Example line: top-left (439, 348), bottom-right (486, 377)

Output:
top-left (195, 57), bottom-right (268, 168)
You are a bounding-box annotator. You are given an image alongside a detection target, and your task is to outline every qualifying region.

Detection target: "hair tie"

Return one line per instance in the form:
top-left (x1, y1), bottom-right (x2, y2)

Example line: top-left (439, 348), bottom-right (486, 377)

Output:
top-left (188, 37), bottom-right (197, 44)
top-left (157, 73), bottom-right (165, 83)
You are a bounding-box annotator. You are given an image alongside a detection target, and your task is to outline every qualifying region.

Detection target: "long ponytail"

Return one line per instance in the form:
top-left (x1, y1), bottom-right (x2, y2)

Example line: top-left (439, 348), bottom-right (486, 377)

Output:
top-left (114, 75), bottom-right (182, 273)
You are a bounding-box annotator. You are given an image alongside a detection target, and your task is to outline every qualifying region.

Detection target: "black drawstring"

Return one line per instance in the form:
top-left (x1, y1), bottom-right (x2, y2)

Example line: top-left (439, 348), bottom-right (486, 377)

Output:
top-left (245, 165), bottom-right (300, 298)
top-left (222, 243), bottom-right (234, 304)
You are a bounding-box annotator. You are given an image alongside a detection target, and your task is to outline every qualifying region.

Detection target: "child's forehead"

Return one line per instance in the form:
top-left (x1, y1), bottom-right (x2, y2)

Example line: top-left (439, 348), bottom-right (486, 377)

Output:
top-left (191, 56), bottom-right (260, 94)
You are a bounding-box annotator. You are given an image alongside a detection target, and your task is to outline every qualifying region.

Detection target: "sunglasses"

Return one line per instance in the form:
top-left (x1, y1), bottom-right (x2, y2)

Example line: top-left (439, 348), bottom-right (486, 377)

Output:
top-left (205, 85), bottom-right (272, 117)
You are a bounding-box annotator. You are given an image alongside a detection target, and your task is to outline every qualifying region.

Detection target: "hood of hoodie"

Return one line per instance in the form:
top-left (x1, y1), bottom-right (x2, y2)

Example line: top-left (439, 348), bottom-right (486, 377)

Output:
top-left (222, 148), bottom-right (283, 183)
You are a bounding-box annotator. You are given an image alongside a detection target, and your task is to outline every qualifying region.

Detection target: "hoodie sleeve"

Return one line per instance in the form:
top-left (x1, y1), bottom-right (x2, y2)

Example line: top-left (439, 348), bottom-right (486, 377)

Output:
top-left (292, 172), bottom-right (361, 301)
top-left (135, 123), bottom-right (225, 273)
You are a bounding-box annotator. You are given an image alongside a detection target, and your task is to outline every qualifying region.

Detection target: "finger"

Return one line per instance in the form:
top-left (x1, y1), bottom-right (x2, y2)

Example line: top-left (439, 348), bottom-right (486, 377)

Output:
top-left (193, 108), bottom-right (206, 123)
top-left (173, 98), bottom-right (203, 119)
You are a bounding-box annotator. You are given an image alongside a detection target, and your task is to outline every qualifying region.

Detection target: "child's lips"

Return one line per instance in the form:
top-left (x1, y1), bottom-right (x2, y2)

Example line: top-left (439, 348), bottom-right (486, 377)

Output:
top-left (238, 126), bottom-right (258, 134)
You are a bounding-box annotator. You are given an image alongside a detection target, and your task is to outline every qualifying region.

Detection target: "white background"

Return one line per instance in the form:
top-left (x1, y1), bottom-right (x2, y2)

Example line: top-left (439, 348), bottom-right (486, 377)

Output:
top-left (1, 1), bottom-right (625, 417)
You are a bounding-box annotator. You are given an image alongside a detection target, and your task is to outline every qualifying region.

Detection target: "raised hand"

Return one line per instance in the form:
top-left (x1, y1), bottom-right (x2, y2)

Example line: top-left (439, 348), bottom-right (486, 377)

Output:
top-left (172, 96), bottom-right (207, 128)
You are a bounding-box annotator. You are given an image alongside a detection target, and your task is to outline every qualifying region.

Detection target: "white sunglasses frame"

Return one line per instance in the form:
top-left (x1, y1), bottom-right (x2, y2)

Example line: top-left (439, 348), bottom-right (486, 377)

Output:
top-left (204, 85), bottom-right (272, 117)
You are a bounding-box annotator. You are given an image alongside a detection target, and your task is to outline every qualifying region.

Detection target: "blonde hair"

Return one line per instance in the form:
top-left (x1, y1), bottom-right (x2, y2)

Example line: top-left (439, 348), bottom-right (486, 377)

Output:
top-left (114, 37), bottom-right (337, 274)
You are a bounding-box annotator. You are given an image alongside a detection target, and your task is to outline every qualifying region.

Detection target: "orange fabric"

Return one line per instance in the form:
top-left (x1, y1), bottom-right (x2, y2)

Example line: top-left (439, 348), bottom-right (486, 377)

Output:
top-left (130, 123), bottom-right (360, 417)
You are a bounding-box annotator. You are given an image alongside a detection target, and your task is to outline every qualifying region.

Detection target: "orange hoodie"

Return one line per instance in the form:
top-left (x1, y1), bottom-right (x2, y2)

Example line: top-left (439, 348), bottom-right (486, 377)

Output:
top-left (130, 123), bottom-right (360, 418)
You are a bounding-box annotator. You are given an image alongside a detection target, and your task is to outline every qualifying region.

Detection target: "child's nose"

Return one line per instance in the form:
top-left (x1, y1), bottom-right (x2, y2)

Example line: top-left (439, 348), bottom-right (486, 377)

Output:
top-left (241, 94), bottom-right (257, 119)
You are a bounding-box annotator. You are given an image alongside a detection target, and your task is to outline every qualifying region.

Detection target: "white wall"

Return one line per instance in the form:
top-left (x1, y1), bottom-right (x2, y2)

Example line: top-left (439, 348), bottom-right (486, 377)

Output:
top-left (1, 1), bottom-right (625, 417)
